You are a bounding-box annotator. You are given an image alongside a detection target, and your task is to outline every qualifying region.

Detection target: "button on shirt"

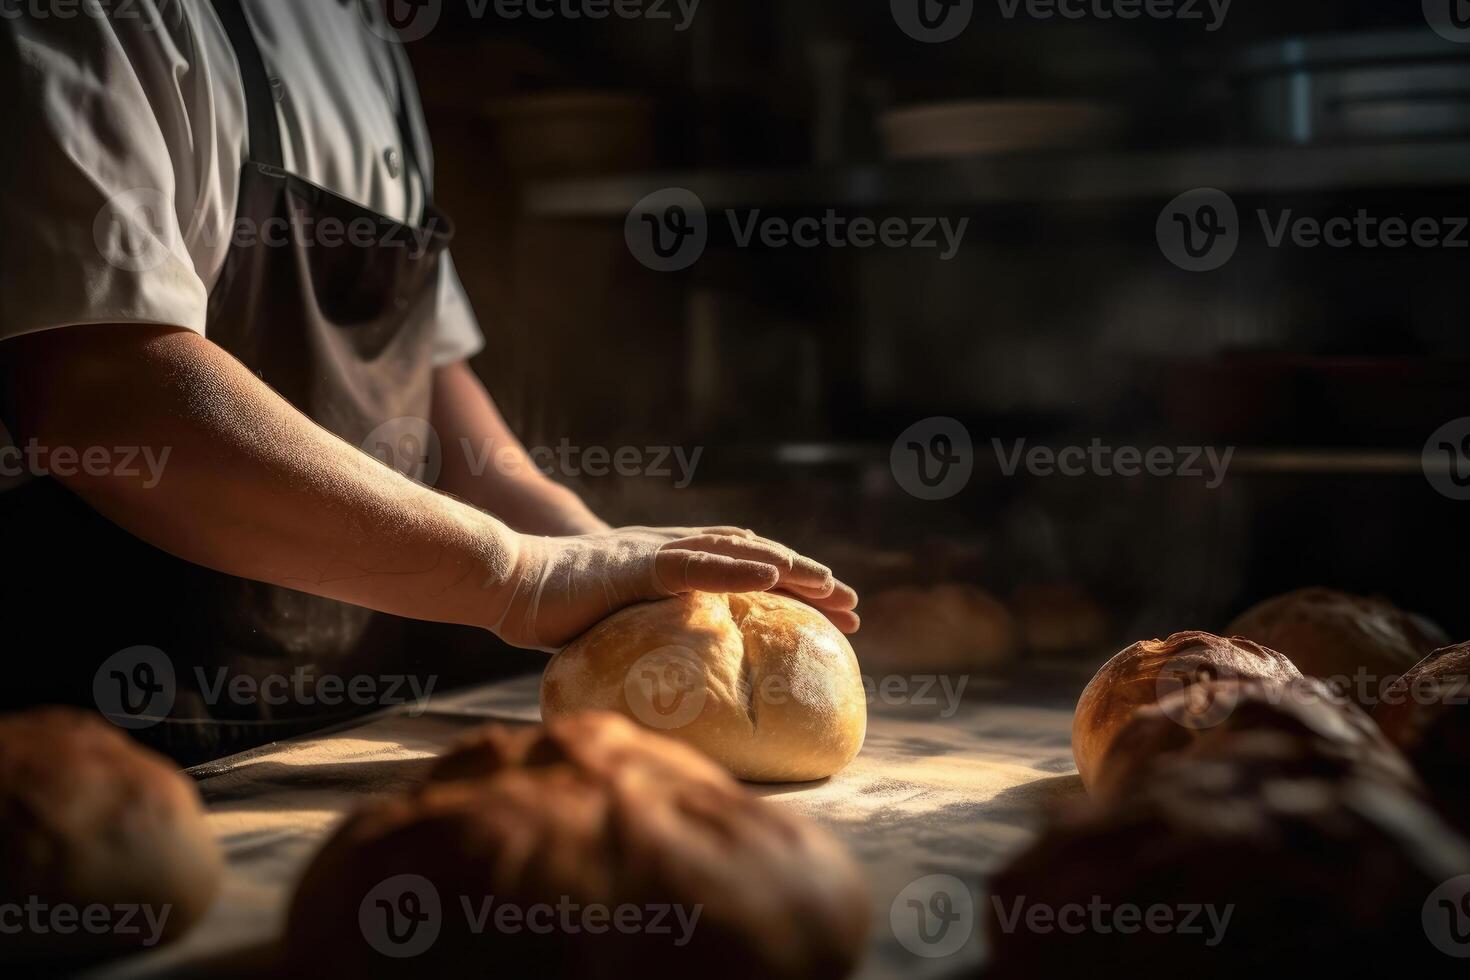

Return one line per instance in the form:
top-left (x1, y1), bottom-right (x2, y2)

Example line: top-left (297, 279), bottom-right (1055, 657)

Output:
top-left (0, 0), bottom-right (485, 365)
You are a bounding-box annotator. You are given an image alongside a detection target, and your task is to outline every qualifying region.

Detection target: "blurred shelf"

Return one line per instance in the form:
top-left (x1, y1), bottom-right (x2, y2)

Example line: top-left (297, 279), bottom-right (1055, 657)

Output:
top-left (525, 141), bottom-right (1470, 216)
top-left (709, 444), bottom-right (1436, 476)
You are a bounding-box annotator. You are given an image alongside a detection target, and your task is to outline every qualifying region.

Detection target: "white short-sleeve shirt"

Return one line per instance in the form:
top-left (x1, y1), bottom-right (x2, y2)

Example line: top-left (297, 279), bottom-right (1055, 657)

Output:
top-left (0, 0), bottom-right (485, 366)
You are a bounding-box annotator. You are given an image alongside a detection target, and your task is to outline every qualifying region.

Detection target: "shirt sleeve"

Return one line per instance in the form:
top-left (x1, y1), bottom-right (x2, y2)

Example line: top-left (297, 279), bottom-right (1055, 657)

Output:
top-left (0, 4), bottom-right (221, 343)
top-left (429, 252), bottom-right (487, 367)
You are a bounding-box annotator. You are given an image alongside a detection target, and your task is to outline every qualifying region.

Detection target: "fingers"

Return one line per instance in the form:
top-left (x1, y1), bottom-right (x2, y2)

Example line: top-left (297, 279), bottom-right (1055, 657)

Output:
top-left (773, 589), bottom-right (862, 635)
top-left (781, 577), bottom-right (860, 611)
top-left (665, 534), bottom-right (833, 592)
top-left (698, 526), bottom-right (757, 539)
top-left (654, 550), bottom-right (780, 597)
top-left (618, 526), bottom-right (756, 542)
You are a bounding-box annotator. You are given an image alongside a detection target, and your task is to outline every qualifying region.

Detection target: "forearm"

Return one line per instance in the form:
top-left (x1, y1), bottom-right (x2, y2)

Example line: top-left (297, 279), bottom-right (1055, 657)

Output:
top-left (430, 361), bottom-right (608, 536)
top-left (2, 326), bottom-right (520, 630)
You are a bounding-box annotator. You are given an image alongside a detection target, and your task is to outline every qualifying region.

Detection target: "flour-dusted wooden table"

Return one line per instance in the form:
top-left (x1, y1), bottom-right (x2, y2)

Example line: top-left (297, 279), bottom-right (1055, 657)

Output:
top-left (81, 670), bottom-right (1086, 980)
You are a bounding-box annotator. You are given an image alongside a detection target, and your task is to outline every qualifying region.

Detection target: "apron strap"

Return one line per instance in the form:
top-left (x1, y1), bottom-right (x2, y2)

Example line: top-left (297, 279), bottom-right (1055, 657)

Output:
top-left (211, 0), bottom-right (286, 170)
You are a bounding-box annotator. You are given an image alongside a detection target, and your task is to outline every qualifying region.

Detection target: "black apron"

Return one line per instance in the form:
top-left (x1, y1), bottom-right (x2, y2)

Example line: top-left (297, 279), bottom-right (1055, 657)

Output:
top-left (0, 0), bottom-right (453, 765)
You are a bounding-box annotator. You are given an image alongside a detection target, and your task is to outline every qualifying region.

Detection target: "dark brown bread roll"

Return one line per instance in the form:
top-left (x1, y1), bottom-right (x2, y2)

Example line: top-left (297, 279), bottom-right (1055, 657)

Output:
top-left (1093, 676), bottom-right (1418, 800)
top-left (1229, 588), bottom-right (1449, 706)
top-left (286, 713), bottom-right (869, 980)
top-left (0, 708), bottom-right (222, 963)
top-left (1072, 632), bottom-right (1300, 791)
top-left (987, 747), bottom-right (1470, 978)
top-left (1375, 642), bottom-right (1470, 833)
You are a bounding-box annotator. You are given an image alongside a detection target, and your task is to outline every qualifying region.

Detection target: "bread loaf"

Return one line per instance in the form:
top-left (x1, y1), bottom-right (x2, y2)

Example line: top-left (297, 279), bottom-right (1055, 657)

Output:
top-left (0, 708), bottom-right (221, 962)
top-left (1072, 632), bottom-right (1300, 790)
top-left (541, 592), bottom-right (866, 782)
top-left (1229, 588), bottom-right (1448, 706)
top-left (286, 713), bottom-right (870, 979)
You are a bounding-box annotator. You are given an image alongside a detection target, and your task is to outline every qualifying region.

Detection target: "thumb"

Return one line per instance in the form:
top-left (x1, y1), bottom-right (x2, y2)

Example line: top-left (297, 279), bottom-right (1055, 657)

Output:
top-left (653, 549), bottom-right (780, 597)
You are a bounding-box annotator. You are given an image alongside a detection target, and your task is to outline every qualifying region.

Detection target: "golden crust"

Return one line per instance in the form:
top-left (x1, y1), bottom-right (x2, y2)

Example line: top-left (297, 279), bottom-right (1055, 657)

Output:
top-left (1072, 631), bottom-right (1300, 790)
top-left (541, 593), bottom-right (866, 783)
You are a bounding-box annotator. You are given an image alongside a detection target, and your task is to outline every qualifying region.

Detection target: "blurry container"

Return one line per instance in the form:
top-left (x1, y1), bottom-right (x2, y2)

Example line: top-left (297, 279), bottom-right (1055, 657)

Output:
top-left (879, 99), bottom-right (1124, 160)
top-left (1232, 30), bottom-right (1470, 145)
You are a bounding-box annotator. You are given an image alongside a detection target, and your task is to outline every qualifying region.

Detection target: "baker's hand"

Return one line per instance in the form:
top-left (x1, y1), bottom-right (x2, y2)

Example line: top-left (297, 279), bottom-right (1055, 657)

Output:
top-left (487, 526), bottom-right (860, 651)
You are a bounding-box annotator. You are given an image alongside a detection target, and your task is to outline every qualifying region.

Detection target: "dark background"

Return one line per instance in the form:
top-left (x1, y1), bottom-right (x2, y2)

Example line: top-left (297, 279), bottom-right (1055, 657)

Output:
top-left (401, 0), bottom-right (1469, 649)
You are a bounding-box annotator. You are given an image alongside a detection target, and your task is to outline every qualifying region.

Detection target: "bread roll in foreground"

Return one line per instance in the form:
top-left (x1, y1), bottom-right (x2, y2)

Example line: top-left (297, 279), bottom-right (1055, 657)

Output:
top-left (541, 592), bottom-right (866, 782)
top-left (987, 748), bottom-right (1470, 977)
top-left (1229, 588), bottom-right (1448, 706)
top-left (286, 714), bottom-right (869, 980)
top-left (1093, 676), bottom-right (1417, 800)
top-left (1072, 632), bottom-right (1300, 790)
top-left (1376, 642), bottom-right (1470, 832)
top-left (0, 708), bottom-right (222, 962)
top-left (855, 583), bottom-right (1018, 673)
